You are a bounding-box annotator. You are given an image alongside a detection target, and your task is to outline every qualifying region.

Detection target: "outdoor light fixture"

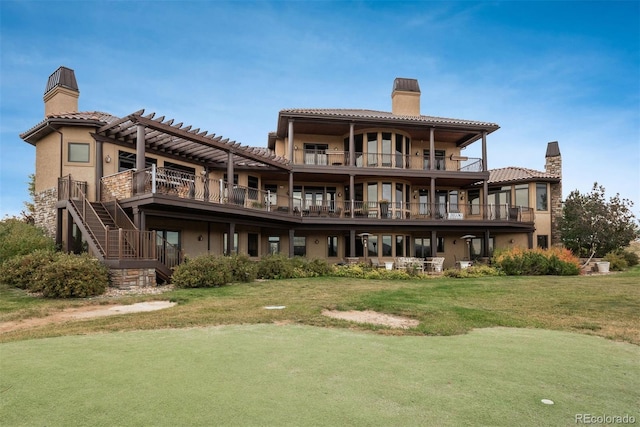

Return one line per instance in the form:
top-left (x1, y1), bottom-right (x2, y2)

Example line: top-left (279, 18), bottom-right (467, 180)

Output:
top-left (358, 233), bottom-right (371, 263)
top-left (105, 154), bottom-right (111, 163)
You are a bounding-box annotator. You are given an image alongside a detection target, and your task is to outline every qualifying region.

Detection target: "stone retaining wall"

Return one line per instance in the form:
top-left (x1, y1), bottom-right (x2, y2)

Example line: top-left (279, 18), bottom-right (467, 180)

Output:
top-left (34, 187), bottom-right (57, 238)
top-left (109, 267), bottom-right (157, 289)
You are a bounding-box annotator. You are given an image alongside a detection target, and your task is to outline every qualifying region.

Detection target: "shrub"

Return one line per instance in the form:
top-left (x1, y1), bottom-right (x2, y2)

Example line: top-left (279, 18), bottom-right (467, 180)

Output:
top-left (492, 247), bottom-right (580, 276)
top-left (172, 255), bottom-right (233, 288)
top-left (443, 264), bottom-right (502, 278)
top-left (332, 264), bottom-right (412, 280)
top-left (0, 218), bottom-right (55, 263)
top-left (226, 254), bottom-right (258, 283)
top-left (256, 254), bottom-right (296, 279)
top-left (0, 249), bottom-right (59, 289)
top-left (603, 251), bottom-right (628, 271)
top-left (39, 253), bottom-right (109, 298)
top-left (621, 249), bottom-right (639, 267)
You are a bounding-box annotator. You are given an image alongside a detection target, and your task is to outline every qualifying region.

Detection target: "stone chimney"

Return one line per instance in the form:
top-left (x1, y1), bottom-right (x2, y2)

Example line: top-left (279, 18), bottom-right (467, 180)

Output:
top-left (391, 78), bottom-right (420, 116)
top-left (43, 66), bottom-right (79, 117)
top-left (545, 141), bottom-right (562, 246)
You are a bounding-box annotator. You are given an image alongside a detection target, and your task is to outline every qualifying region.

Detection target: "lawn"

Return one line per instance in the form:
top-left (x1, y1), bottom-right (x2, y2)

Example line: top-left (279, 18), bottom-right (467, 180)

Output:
top-left (1, 269), bottom-right (639, 426)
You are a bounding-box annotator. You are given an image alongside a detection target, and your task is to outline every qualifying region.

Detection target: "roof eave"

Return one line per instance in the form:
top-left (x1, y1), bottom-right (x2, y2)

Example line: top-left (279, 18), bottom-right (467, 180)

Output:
top-left (20, 118), bottom-right (106, 145)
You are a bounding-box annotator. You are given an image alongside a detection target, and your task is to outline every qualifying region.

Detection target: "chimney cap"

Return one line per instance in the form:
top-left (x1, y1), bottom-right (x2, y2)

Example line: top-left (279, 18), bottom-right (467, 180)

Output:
top-left (45, 66), bottom-right (78, 96)
top-left (545, 141), bottom-right (560, 157)
top-left (393, 78), bottom-right (420, 94)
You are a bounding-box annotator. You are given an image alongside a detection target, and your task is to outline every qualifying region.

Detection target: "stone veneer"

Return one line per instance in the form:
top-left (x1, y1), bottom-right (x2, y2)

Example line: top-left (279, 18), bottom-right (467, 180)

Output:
top-left (34, 187), bottom-right (58, 238)
top-left (109, 267), bottom-right (157, 289)
top-left (101, 170), bottom-right (134, 202)
top-left (545, 144), bottom-right (562, 247)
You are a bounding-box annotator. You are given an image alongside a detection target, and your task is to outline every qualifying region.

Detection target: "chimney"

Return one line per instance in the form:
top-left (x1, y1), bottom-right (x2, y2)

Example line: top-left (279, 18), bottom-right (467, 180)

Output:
top-left (391, 78), bottom-right (420, 116)
top-left (43, 66), bottom-right (79, 117)
top-left (545, 141), bottom-right (563, 247)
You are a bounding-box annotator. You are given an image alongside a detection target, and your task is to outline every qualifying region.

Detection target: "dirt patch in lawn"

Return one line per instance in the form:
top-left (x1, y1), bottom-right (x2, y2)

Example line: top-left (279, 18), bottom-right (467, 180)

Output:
top-left (0, 301), bottom-right (176, 333)
top-left (322, 310), bottom-right (419, 329)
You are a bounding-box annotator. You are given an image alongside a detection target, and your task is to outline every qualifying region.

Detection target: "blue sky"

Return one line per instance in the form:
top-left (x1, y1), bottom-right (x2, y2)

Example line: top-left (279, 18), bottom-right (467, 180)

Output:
top-left (1, 1), bottom-right (639, 218)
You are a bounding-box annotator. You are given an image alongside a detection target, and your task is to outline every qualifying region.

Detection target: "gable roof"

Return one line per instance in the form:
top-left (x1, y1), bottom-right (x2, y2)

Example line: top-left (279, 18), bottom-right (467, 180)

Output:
top-left (20, 111), bottom-right (121, 145)
top-left (488, 166), bottom-right (560, 185)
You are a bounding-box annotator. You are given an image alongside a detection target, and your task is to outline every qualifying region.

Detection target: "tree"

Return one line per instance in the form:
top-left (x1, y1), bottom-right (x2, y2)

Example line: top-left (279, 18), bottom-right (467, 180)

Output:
top-left (559, 183), bottom-right (639, 257)
top-left (21, 173), bottom-right (36, 224)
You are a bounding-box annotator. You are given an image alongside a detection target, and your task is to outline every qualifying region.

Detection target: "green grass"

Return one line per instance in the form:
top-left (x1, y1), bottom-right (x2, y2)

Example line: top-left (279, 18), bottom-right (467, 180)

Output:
top-left (1, 267), bottom-right (638, 344)
top-left (1, 325), bottom-right (638, 426)
top-left (1, 269), bottom-right (638, 426)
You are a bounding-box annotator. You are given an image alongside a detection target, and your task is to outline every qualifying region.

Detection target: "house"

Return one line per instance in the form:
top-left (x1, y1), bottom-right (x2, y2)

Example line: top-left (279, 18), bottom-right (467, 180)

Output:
top-left (20, 66), bottom-right (562, 287)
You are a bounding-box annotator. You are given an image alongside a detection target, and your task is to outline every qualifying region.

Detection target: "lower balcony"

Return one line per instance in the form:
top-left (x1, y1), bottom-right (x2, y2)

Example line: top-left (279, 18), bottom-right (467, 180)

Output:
top-left (100, 167), bottom-right (533, 223)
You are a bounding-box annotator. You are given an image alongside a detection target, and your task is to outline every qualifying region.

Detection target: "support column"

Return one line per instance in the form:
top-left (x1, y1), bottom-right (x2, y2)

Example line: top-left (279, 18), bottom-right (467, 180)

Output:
top-left (56, 208), bottom-right (63, 249)
top-left (66, 210), bottom-right (73, 253)
top-left (227, 223), bottom-right (235, 255)
top-left (429, 127), bottom-right (435, 170)
top-left (95, 140), bottom-right (103, 201)
top-left (482, 131), bottom-right (489, 219)
top-left (430, 177), bottom-right (436, 219)
top-left (288, 119), bottom-right (295, 162)
top-left (136, 124), bottom-right (146, 194)
top-left (349, 174), bottom-right (355, 218)
top-left (349, 123), bottom-right (355, 166)
top-left (288, 172), bottom-right (294, 212)
top-left (528, 232), bottom-right (534, 249)
top-left (227, 152), bottom-right (234, 204)
top-left (484, 229), bottom-right (490, 259)
top-left (288, 228), bottom-right (295, 258)
top-left (203, 167), bottom-right (209, 201)
top-left (431, 230), bottom-right (437, 258)
top-left (350, 229), bottom-right (356, 257)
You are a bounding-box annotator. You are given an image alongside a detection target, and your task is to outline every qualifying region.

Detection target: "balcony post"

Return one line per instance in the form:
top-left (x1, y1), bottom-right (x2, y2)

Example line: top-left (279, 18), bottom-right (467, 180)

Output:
top-left (349, 123), bottom-right (355, 167)
top-left (95, 139), bottom-right (103, 201)
top-left (288, 228), bottom-right (295, 258)
top-left (430, 178), bottom-right (436, 219)
top-left (151, 163), bottom-right (157, 194)
top-left (288, 119), bottom-right (295, 162)
top-left (430, 230), bottom-right (437, 258)
top-left (288, 172), bottom-right (294, 212)
top-left (136, 124), bottom-right (146, 194)
top-left (349, 174), bottom-right (355, 218)
top-left (227, 151), bottom-right (234, 204)
top-left (429, 127), bottom-right (435, 170)
top-left (349, 229), bottom-right (356, 257)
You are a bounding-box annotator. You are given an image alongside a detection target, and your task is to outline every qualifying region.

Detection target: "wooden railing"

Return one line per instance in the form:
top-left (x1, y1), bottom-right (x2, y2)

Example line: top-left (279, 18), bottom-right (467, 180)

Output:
top-left (101, 170), bottom-right (534, 223)
top-left (291, 150), bottom-right (483, 171)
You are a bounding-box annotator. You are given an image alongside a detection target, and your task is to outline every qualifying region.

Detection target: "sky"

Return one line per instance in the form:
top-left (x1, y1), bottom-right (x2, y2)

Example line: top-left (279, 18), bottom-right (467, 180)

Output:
top-left (1, 1), bottom-right (639, 218)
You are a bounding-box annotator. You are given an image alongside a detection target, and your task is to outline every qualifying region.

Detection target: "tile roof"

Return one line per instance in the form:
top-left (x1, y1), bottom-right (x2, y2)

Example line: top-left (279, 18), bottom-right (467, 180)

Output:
top-left (20, 111), bottom-right (121, 139)
top-left (488, 167), bottom-right (559, 184)
top-left (280, 108), bottom-right (499, 128)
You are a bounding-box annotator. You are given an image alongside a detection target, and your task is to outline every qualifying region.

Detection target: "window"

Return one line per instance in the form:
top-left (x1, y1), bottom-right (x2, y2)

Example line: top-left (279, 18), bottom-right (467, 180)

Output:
top-left (294, 236), bottom-right (306, 257)
top-left (223, 232), bottom-right (238, 255)
top-left (248, 176), bottom-right (259, 200)
top-left (164, 162), bottom-right (195, 175)
top-left (304, 144), bottom-right (328, 165)
top-left (470, 237), bottom-right (495, 258)
top-left (382, 235), bottom-right (392, 256)
top-left (395, 235), bottom-right (404, 257)
top-left (414, 237), bottom-right (431, 258)
top-left (68, 143), bottom-right (90, 163)
top-left (268, 236), bottom-right (280, 255)
top-left (248, 233), bottom-right (259, 257)
top-left (328, 236), bottom-right (338, 257)
top-left (153, 230), bottom-right (180, 264)
top-left (367, 235), bottom-right (378, 257)
top-left (118, 151), bottom-right (156, 171)
top-left (265, 184), bottom-right (277, 207)
top-left (437, 237), bottom-right (445, 253)
top-left (381, 133), bottom-right (392, 167)
top-left (423, 150), bottom-right (446, 170)
top-left (537, 235), bottom-right (549, 249)
top-left (468, 189), bottom-right (480, 215)
top-left (367, 133), bottom-right (378, 166)
top-left (515, 184), bottom-right (529, 208)
top-left (536, 183), bottom-right (548, 211)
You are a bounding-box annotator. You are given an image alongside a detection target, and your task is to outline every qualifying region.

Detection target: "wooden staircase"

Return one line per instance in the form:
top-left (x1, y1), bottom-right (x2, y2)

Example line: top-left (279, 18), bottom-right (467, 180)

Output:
top-left (60, 176), bottom-right (179, 284)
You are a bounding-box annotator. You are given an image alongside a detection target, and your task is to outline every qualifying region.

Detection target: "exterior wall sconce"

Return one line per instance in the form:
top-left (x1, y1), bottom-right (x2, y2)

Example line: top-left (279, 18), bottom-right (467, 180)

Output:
top-left (198, 235), bottom-right (204, 241)
top-left (509, 239), bottom-right (514, 244)
top-left (105, 154), bottom-right (111, 163)
top-left (337, 192), bottom-right (342, 197)
top-left (315, 239), bottom-right (320, 244)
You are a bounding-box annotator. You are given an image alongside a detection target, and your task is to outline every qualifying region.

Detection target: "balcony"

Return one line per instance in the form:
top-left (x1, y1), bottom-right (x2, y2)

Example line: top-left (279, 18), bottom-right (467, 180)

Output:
top-left (293, 149), bottom-right (482, 172)
top-left (100, 167), bottom-right (533, 224)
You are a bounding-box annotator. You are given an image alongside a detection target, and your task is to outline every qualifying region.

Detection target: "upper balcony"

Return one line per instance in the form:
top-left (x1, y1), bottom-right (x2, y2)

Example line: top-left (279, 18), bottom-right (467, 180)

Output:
top-left (292, 149), bottom-right (482, 172)
top-left (100, 167), bottom-right (533, 224)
